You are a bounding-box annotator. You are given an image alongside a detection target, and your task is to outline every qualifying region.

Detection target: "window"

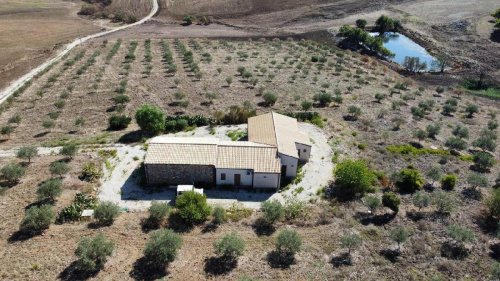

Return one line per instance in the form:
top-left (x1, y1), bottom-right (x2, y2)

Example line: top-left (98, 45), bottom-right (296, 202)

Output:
top-left (221, 173), bottom-right (226, 180)
top-left (246, 171), bottom-right (251, 175)
top-left (303, 149), bottom-right (307, 152)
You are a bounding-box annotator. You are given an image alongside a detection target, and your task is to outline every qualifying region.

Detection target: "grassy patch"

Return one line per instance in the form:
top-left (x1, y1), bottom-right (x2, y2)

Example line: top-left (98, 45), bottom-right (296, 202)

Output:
top-left (226, 129), bottom-right (247, 141)
top-left (226, 203), bottom-right (253, 222)
top-left (386, 144), bottom-right (450, 156)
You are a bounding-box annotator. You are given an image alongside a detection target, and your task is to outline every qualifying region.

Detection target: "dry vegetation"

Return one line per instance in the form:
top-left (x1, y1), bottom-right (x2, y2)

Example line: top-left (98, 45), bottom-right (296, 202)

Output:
top-left (0, 36), bottom-right (498, 280)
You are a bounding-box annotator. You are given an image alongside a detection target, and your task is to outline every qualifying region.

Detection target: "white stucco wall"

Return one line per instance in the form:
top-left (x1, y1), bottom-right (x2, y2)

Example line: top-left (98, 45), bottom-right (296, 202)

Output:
top-left (216, 168), bottom-right (253, 186)
top-left (296, 143), bottom-right (311, 162)
top-left (279, 153), bottom-right (298, 178)
top-left (253, 173), bottom-right (280, 189)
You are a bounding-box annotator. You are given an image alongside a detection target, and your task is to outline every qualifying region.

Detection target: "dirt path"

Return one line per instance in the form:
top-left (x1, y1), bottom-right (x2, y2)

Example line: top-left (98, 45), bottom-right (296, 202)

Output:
top-left (0, 0), bottom-right (159, 104)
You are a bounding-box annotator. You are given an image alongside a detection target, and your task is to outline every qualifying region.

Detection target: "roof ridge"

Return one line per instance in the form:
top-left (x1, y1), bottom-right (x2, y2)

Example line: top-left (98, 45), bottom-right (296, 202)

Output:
top-left (271, 111), bottom-right (279, 151)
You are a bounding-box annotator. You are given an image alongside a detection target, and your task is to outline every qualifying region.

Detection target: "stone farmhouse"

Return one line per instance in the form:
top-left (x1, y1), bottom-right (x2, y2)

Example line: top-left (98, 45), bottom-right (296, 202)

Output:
top-left (144, 112), bottom-right (311, 189)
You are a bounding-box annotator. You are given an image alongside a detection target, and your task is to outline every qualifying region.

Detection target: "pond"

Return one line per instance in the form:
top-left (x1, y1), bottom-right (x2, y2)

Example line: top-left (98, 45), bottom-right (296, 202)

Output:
top-left (370, 32), bottom-right (436, 71)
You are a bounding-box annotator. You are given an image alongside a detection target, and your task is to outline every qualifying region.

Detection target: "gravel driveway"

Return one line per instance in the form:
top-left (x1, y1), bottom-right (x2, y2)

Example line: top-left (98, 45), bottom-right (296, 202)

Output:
top-left (98, 123), bottom-right (333, 211)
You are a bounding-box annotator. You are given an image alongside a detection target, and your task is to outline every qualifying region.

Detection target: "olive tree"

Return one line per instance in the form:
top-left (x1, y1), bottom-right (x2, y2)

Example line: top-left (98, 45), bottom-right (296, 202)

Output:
top-left (340, 233), bottom-right (362, 255)
top-left (215, 232), bottom-right (245, 260)
top-left (75, 234), bottom-right (114, 272)
top-left (94, 202), bottom-right (121, 226)
top-left (144, 229), bottom-right (182, 269)
top-left (147, 201), bottom-right (170, 228)
top-left (1, 162), bottom-right (26, 184)
top-left (16, 146), bottom-right (38, 163)
top-left (176, 191), bottom-right (211, 224)
top-left (260, 200), bottom-right (284, 225)
top-left (37, 178), bottom-right (62, 202)
top-left (390, 226), bottom-right (409, 251)
top-left (20, 205), bottom-right (55, 234)
top-left (275, 229), bottom-right (302, 256)
top-left (135, 104), bottom-right (166, 135)
top-left (334, 159), bottom-right (374, 200)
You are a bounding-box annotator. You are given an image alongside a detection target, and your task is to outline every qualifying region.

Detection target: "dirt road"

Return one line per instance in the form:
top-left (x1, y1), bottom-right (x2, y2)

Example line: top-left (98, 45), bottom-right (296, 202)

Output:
top-left (0, 0), bottom-right (159, 104)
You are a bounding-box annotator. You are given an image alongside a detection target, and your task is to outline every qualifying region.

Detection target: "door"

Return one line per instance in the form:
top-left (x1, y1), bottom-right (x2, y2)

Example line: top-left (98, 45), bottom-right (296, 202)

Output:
top-left (281, 165), bottom-right (287, 177)
top-left (234, 174), bottom-right (241, 186)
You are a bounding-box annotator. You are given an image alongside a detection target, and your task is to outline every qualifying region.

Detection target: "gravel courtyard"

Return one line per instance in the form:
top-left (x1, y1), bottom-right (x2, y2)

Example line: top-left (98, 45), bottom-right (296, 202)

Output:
top-left (98, 123), bottom-right (333, 210)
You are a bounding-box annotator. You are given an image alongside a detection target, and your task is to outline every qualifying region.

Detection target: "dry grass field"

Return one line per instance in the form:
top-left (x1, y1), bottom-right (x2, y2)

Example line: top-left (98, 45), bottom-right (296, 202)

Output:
top-left (0, 0), bottom-right (100, 91)
top-left (0, 36), bottom-right (498, 280)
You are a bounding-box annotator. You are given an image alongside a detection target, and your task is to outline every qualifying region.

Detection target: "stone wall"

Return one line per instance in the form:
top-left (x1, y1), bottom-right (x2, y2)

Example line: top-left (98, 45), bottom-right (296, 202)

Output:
top-left (145, 164), bottom-right (215, 186)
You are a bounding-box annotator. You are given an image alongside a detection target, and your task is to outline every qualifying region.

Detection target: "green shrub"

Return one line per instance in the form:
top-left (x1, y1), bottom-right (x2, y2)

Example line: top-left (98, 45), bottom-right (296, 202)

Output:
top-left (57, 193), bottom-right (97, 223)
top-left (390, 226), bottom-right (408, 250)
top-left (148, 201), bottom-right (170, 227)
top-left (262, 92), bottom-right (278, 107)
top-left (20, 205), bottom-right (55, 234)
top-left (108, 115), bottom-right (131, 130)
top-left (446, 224), bottom-right (475, 243)
top-left (37, 178), bottom-right (63, 201)
top-left (260, 200), bottom-right (284, 225)
top-left (135, 104), bottom-right (165, 135)
top-left (433, 191), bottom-right (456, 214)
top-left (426, 123), bottom-right (441, 139)
top-left (441, 174), bottom-right (457, 191)
top-left (340, 233), bottom-right (362, 254)
top-left (94, 202), bottom-right (120, 226)
top-left (49, 161), bottom-right (70, 178)
top-left (362, 195), bottom-right (381, 213)
top-left (275, 229), bottom-right (302, 255)
top-left (301, 100), bottom-right (313, 111)
top-left (1, 162), bottom-right (25, 184)
top-left (445, 137), bottom-right (467, 151)
top-left (212, 206), bottom-right (227, 225)
top-left (283, 197), bottom-right (306, 221)
top-left (60, 143), bottom-right (78, 159)
top-left (215, 232), bottom-right (245, 258)
top-left (75, 233), bottom-right (114, 271)
top-left (412, 191), bottom-right (431, 211)
top-left (395, 167), bottom-right (424, 193)
top-left (176, 191), bottom-right (211, 224)
top-left (473, 151), bottom-right (495, 171)
top-left (314, 92), bottom-right (332, 107)
top-left (452, 125), bottom-right (469, 139)
top-left (144, 229), bottom-right (182, 268)
top-left (382, 192), bottom-right (401, 213)
top-left (334, 159), bottom-right (374, 200)
top-left (356, 19), bottom-right (367, 29)
top-left (16, 146), bottom-right (38, 163)
top-left (486, 188), bottom-right (500, 218)
top-left (79, 162), bottom-right (103, 183)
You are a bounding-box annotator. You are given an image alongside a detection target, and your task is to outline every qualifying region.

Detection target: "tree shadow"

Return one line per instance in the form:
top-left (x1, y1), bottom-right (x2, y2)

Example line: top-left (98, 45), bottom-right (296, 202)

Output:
top-left (379, 248), bottom-right (401, 263)
top-left (201, 223), bottom-right (218, 234)
top-left (24, 198), bottom-right (54, 210)
top-left (140, 217), bottom-right (160, 233)
top-left (354, 212), bottom-right (395, 226)
top-left (7, 229), bottom-right (41, 243)
top-left (204, 256), bottom-right (237, 276)
top-left (129, 257), bottom-right (169, 281)
top-left (330, 253), bottom-right (352, 268)
top-left (461, 188), bottom-right (482, 201)
top-left (87, 220), bottom-right (112, 229)
top-left (33, 131), bottom-right (49, 138)
top-left (490, 243), bottom-right (500, 261)
top-left (440, 241), bottom-right (469, 260)
top-left (406, 210), bottom-right (429, 221)
top-left (166, 212), bottom-right (193, 233)
top-left (58, 260), bottom-right (98, 281)
top-left (491, 29), bottom-right (500, 43)
top-left (266, 250), bottom-right (295, 269)
top-left (473, 212), bottom-right (498, 236)
top-left (252, 217), bottom-right (276, 236)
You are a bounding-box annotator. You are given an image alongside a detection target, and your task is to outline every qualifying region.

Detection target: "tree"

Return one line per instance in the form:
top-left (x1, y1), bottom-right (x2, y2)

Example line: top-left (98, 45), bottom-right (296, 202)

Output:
top-left (215, 232), bottom-right (245, 259)
top-left (37, 178), bottom-right (62, 202)
top-left (395, 167), bottom-right (424, 193)
top-left (1, 162), bottom-right (26, 184)
top-left (431, 54), bottom-right (450, 73)
top-left (148, 201), bottom-right (170, 228)
top-left (301, 100), bottom-right (312, 111)
top-left (212, 206), bottom-right (227, 225)
top-left (374, 93), bottom-right (386, 103)
top-left (17, 146), bottom-right (38, 163)
top-left (108, 115), bottom-right (131, 130)
top-left (75, 234), bottom-right (114, 272)
top-left (465, 104), bottom-right (479, 118)
top-left (314, 92), bottom-right (332, 107)
top-left (426, 123), bottom-right (441, 139)
top-left (356, 19), bottom-right (367, 29)
top-left (452, 125), bottom-right (469, 139)
top-left (176, 191), bottom-right (211, 224)
top-left (226, 76), bottom-right (233, 87)
top-left (20, 204), bottom-right (55, 234)
top-left (445, 137), bottom-right (467, 150)
top-left (1, 125), bottom-right (14, 137)
top-left (340, 233), bottom-right (362, 255)
top-left (486, 188), bottom-right (500, 218)
top-left (60, 143), bottom-right (78, 159)
top-left (262, 92), bottom-right (277, 107)
top-left (183, 15), bottom-right (194, 25)
top-left (403, 56), bottom-right (427, 73)
top-left (433, 191), bottom-right (456, 214)
top-left (347, 105), bottom-right (362, 120)
top-left (362, 195), bottom-right (381, 214)
top-left (390, 226), bottom-right (409, 250)
top-left (49, 161), bottom-right (70, 178)
top-left (467, 173), bottom-right (488, 189)
top-left (135, 104), bottom-right (166, 135)
top-left (473, 130), bottom-right (497, 152)
top-left (94, 202), bottom-right (120, 226)
top-left (382, 192), bottom-right (401, 214)
top-left (441, 174), bottom-right (457, 191)
top-left (375, 15), bottom-right (400, 34)
top-left (334, 159), bottom-right (374, 200)
top-left (42, 119), bottom-right (55, 131)
top-left (446, 224), bottom-right (475, 244)
top-left (260, 200), bottom-right (284, 225)
top-left (144, 229), bottom-right (182, 268)
top-left (473, 151), bottom-right (495, 172)
top-left (412, 191), bottom-right (431, 211)
top-left (275, 229), bottom-right (302, 255)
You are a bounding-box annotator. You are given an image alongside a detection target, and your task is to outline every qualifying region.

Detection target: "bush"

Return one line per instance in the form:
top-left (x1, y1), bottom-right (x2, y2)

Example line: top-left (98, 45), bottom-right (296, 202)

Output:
top-left (340, 233), bottom-right (362, 254)
top-left (260, 200), bottom-right (284, 225)
top-left (20, 205), bottom-right (55, 234)
top-left (355, 19), bottom-right (367, 29)
top-left (426, 123), bottom-right (441, 139)
top-left (486, 188), bottom-right (500, 218)
top-left (108, 115), bottom-right (131, 130)
top-left (144, 229), bottom-right (182, 268)
top-left (75, 234), bottom-right (114, 272)
top-left (314, 92), bottom-right (332, 107)
top-left (395, 167), bottom-right (424, 193)
top-left (94, 202), bottom-right (120, 226)
top-left (465, 104), bottom-right (479, 118)
top-left (37, 178), bottom-right (62, 201)
top-left (148, 201), bottom-right (170, 227)
top-left (56, 193), bottom-right (97, 223)
top-left (441, 174), bottom-right (457, 191)
top-left (135, 104), bottom-right (166, 135)
top-left (446, 224), bottom-right (475, 243)
top-left (390, 226), bottom-right (409, 250)
top-left (382, 192), bottom-right (401, 213)
top-left (473, 151), bottom-right (495, 172)
top-left (362, 195), bottom-right (381, 213)
top-left (412, 191), bottom-right (431, 211)
top-left (79, 162), bottom-right (103, 183)
top-left (433, 191), bottom-right (456, 214)
top-left (60, 144), bottom-right (78, 159)
top-left (215, 232), bottom-right (245, 258)
top-left (262, 92), bottom-right (278, 107)
top-left (375, 15), bottom-right (401, 34)
top-left (176, 191), bottom-right (211, 224)
top-left (212, 206), bottom-right (227, 225)
top-left (1, 162), bottom-right (25, 184)
top-left (301, 100), bottom-right (313, 111)
top-left (49, 161), bottom-right (70, 178)
top-left (275, 229), bottom-right (302, 255)
top-left (452, 125), bottom-right (469, 139)
top-left (473, 131), bottom-right (497, 152)
top-left (16, 146), bottom-right (38, 163)
top-left (334, 159), bottom-right (374, 200)
top-left (445, 137), bottom-right (467, 150)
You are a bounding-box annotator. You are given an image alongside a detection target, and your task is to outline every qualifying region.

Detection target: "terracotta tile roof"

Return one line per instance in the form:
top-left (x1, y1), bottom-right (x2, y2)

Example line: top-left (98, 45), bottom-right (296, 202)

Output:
top-left (217, 142), bottom-right (281, 173)
top-left (248, 112), bottom-right (311, 158)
